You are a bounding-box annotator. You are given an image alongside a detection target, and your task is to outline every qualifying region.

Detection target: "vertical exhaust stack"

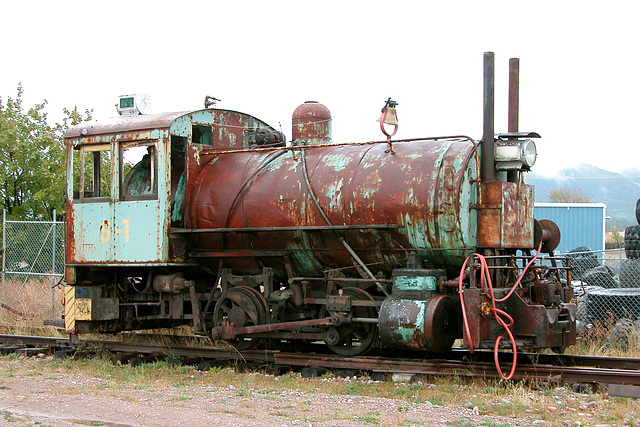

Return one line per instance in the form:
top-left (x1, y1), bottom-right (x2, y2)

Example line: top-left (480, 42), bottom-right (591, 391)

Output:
top-left (508, 58), bottom-right (520, 133)
top-left (482, 52), bottom-right (496, 182)
top-left (507, 58), bottom-right (520, 182)
top-left (477, 52), bottom-right (535, 250)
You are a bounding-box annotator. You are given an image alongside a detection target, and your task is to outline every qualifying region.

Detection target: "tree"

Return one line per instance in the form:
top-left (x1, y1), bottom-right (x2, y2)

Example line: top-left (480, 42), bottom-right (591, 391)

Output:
top-left (548, 187), bottom-right (592, 203)
top-left (0, 84), bottom-right (91, 220)
top-left (606, 225), bottom-right (624, 249)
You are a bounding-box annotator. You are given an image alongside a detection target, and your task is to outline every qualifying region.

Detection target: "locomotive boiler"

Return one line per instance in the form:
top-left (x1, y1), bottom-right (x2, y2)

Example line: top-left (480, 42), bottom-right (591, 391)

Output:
top-left (63, 53), bottom-right (576, 366)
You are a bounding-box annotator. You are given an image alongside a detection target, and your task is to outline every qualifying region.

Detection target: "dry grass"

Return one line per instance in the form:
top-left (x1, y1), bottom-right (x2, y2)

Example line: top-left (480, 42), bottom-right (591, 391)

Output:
top-left (572, 317), bottom-right (640, 359)
top-left (0, 277), bottom-right (64, 334)
top-left (2, 354), bottom-right (640, 426)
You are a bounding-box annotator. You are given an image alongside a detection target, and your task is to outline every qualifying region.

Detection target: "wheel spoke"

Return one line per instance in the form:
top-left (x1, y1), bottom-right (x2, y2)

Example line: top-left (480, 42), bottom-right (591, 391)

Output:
top-left (212, 286), bottom-right (268, 351)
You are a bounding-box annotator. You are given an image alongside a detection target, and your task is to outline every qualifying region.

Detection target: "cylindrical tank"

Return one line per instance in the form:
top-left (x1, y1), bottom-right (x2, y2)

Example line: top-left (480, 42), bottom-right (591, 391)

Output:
top-left (378, 269), bottom-right (461, 352)
top-left (292, 101), bottom-right (332, 145)
top-left (189, 138), bottom-right (478, 279)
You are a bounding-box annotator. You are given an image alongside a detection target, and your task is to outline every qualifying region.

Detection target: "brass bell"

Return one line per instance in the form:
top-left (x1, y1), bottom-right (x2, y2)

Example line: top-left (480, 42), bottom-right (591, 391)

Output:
top-left (379, 98), bottom-right (399, 125)
top-left (381, 106), bottom-right (398, 125)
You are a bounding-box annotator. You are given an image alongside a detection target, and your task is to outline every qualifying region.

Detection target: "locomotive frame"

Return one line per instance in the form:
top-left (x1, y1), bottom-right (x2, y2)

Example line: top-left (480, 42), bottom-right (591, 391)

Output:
top-left (63, 53), bottom-right (576, 365)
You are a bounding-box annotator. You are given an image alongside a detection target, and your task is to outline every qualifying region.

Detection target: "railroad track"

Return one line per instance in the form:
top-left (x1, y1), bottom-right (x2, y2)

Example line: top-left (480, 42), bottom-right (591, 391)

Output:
top-left (1, 333), bottom-right (639, 398)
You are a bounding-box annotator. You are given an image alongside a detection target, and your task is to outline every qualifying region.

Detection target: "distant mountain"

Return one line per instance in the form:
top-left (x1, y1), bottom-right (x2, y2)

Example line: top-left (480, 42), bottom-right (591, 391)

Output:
top-left (526, 164), bottom-right (640, 224)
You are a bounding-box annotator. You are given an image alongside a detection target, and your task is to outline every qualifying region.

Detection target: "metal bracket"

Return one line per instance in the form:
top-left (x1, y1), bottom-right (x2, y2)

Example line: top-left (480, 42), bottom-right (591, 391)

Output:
top-left (326, 295), bottom-right (351, 312)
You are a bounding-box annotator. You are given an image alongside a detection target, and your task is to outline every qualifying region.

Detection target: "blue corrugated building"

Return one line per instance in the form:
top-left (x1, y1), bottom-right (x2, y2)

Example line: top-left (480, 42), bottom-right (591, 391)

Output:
top-left (534, 203), bottom-right (606, 254)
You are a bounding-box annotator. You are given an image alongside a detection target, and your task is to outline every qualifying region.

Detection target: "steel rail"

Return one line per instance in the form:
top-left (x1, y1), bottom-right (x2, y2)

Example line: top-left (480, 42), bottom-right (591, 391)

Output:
top-left (3, 334), bottom-right (640, 393)
top-left (274, 353), bottom-right (640, 386)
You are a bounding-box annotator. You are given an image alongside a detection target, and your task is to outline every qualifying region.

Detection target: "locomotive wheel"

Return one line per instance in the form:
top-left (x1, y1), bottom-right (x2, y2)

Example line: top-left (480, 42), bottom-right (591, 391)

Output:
top-left (325, 287), bottom-right (378, 357)
top-left (213, 286), bottom-right (268, 351)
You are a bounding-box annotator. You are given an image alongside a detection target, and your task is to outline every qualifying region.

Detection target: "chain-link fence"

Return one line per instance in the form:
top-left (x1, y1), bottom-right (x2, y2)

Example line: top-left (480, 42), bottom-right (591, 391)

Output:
top-left (0, 210), bottom-right (65, 325)
top-left (568, 247), bottom-right (640, 337)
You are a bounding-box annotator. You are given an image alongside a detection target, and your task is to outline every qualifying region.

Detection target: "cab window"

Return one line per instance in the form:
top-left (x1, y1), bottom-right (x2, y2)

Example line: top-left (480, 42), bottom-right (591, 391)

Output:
top-left (121, 142), bottom-right (157, 200)
top-left (73, 144), bottom-right (111, 202)
top-left (192, 125), bottom-right (212, 146)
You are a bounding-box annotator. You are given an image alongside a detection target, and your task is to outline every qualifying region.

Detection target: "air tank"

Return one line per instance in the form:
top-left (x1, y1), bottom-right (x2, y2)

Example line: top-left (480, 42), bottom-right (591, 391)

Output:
top-left (188, 137), bottom-right (478, 279)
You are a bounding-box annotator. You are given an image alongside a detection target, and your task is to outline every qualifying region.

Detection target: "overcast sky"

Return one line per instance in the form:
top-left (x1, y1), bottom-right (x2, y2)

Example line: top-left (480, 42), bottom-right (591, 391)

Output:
top-left (2, 1), bottom-right (638, 176)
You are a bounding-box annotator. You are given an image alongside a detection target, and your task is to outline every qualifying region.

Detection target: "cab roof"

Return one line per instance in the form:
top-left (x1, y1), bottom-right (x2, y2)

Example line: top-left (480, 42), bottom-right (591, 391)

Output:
top-left (64, 111), bottom-right (187, 139)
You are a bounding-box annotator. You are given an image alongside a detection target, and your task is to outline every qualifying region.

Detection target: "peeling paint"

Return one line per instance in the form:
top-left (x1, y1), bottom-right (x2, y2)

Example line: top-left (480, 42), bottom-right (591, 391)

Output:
top-left (325, 178), bottom-right (344, 211)
top-left (323, 154), bottom-right (354, 172)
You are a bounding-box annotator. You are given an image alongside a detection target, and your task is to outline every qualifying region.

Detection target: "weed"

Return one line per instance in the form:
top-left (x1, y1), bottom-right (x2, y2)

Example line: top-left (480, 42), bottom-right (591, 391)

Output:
top-left (236, 386), bottom-right (251, 397)
top-left (446, 421), bottom-right (512, 427)
top-left (345, 383), bottom-right (363, 395)
top-left (445, 421), bottom-right (475, 427)
top-left (354, 411), bottom-right (381, 424)
top-left (427, 397), bottom-right (445, 406)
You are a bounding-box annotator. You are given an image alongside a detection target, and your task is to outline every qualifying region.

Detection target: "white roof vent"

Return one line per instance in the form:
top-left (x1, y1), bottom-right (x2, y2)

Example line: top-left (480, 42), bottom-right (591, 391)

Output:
top-left (116, 94), bottom-right (151, 116)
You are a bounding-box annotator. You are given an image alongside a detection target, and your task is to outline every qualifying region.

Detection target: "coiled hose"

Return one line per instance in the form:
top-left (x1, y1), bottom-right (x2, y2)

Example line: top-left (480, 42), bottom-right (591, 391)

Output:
top-left (458, 242), bottom-right (542, 380)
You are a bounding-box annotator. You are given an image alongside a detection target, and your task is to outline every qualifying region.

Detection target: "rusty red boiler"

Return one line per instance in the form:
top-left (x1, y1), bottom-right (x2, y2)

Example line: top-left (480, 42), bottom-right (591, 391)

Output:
top-left (189, 101), bottom-right (479, 280)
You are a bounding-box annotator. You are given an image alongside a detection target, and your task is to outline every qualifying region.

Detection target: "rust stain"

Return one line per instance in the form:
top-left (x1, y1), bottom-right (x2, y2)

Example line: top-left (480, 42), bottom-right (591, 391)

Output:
top-left (188, 138), bottom-right (477, 279)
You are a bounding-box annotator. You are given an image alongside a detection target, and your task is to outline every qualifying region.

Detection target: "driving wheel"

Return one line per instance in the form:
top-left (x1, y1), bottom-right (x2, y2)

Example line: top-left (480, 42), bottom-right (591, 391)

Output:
top-left (212, 286), bottom-right (268, 350)
top-left (325, 287), bottom-right (378, 356)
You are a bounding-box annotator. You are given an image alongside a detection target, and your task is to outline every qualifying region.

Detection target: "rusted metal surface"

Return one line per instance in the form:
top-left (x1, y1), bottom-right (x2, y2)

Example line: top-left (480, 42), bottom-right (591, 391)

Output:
top-left (508, 58), bottom-right (520, 133)
top-left (482, 51), bottom-right (495, 183)
top-left (477, 182), bottom-right (534, 249)
top-left (292, 101), bottom-right (332, 145)
top-left (168, 109), bottom-right (280, 150)
top-left (59, 54), bottom-right (577, 362)
top-left (379, 268), bottom-right (461, 352)
top-left (65, 112), bottom-right (185, 140)
top-left (213, 317), bottom-right (334, 339)
top-left (187, 137), bottom-right (478, 278)
top-left (460, 256), bottom-right (576, 351)
top-left (172, 224), bottom-right (403, 234)
top-left (274, 353), bottom-right (640, 388)
top-left (536, 219), bottom-right (561, 253)
top-left (379, 294), bottom-right (460, 352)
top-left (509, 292), bottom-right (577, 349)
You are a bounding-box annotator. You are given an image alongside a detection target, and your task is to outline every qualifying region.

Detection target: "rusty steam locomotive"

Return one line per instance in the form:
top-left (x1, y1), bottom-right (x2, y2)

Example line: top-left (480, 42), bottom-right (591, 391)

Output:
top-left (63, 53), bottom-right (576, 365)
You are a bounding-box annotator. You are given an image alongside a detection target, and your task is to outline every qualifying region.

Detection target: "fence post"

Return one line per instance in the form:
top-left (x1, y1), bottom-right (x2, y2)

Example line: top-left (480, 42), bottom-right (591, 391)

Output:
top-left (51, 209), bottom-right (56, 318)
top-left (1, 209), bottom-right (4, 322)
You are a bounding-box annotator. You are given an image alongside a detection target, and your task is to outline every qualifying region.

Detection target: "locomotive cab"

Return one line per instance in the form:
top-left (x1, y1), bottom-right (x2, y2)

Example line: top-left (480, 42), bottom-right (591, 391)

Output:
top-left (63, 108), bottom-right (281, 332)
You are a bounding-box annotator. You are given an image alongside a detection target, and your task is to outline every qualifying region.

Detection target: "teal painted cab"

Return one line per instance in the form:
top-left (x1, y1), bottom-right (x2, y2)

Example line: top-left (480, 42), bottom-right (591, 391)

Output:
top-left (65, 114), bottom-right (179, 265)
top-left (64, 108), bottom-right (280, 268)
